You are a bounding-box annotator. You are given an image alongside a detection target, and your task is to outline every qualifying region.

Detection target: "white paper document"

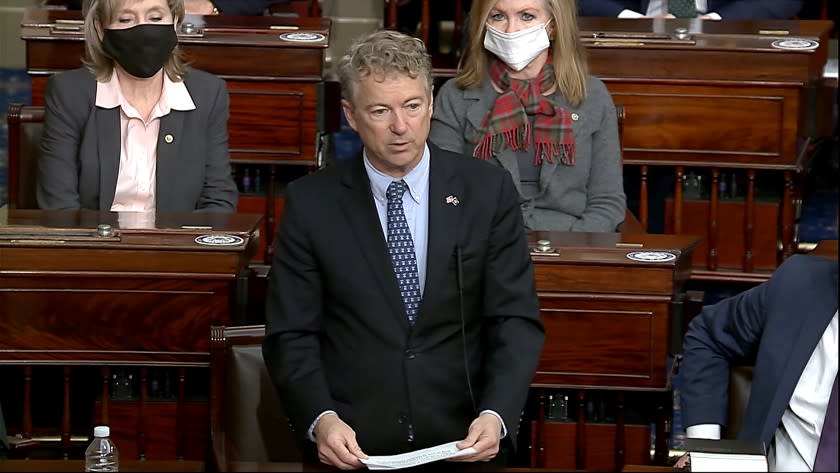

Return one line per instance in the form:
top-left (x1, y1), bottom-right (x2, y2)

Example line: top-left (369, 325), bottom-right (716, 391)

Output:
top-left (360, 441), bottom-right (476, 470)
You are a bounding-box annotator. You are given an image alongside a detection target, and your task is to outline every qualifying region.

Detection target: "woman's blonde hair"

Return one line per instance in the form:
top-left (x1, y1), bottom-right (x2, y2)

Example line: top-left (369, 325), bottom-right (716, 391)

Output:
top-left (456, 0), bottom-right (588, 106)
top-left (337, 29), bottom-right (433, 105)
top-left (82, 0), bottom-right (187, 82)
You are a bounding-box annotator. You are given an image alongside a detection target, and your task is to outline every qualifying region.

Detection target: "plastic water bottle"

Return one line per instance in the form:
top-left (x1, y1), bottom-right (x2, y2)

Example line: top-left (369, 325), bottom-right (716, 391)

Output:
top-left (85, 426), bottom-right (119, 472)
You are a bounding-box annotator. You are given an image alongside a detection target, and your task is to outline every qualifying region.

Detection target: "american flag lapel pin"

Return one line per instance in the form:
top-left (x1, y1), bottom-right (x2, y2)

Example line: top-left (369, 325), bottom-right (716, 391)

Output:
top-left (445, 195), bottom-right (460, 206)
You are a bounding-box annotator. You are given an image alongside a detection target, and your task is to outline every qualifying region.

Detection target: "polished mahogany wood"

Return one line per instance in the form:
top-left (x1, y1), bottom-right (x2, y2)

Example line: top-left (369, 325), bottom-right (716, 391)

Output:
top-left (0, 209), bottom-right (260, 461)
top-left (0, 210), bottom-right (260, 362)
top-left (526, 231), bottom-right (699, 469)
top-left (5, 104), bottom-right (44, 209)
top-left (665, 198), bottom-right (782, 281)
top-left (530, 421), bottom-right (652, 471)
top-left (810, 239), bottom-right (838, 260)
top-left (578, 18), bottom-right (833, 280)
top-left (0, 460), bottom-right (204, 472)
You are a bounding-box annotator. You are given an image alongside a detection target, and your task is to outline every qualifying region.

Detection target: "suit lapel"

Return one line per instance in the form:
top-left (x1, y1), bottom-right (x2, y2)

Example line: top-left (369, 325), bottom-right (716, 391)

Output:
top-left (420, 148), bottom-right (460, 322)
top-left (339, 158), bottom-right (407, 321)
top-left (96, 107), bottom-right (121, 209)
top-left (155, 111), bottom-right (185, 211)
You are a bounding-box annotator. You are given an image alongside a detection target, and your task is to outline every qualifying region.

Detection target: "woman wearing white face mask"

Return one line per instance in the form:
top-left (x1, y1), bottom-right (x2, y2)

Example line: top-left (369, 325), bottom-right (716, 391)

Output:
top-left (430, 0), bottom-right (626, 233)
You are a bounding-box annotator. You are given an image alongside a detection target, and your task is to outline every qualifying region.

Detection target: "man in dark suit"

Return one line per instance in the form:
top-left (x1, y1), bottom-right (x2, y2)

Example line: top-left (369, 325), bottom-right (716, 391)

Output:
top-left (679, 254), bottom-right (838, 471)
top-left (579, 0), bottom-right (804, 19)
top-left (262, 29), bottom-right (545, 469)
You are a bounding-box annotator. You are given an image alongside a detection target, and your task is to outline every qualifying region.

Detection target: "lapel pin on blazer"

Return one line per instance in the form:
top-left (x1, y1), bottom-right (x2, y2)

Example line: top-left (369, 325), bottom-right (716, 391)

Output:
top-left (164, 134), bottom-right (174, 144)
top-left (445, 195), bottom-right (460, 206)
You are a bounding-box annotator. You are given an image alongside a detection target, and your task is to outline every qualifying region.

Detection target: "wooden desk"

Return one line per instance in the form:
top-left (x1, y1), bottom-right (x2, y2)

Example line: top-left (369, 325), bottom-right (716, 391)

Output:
top-left (0, 459), bottom-right (204, 472)
top-left (19, 9), bottom-right (338, 263)
top-left (810, 239), bottom-right (838, 261)
top-left (579, 18), bottom-right (834, 280)
top-left (0, 209), bottom-right (260, 461)
top-left (527, 232), bottom-right (700, 471)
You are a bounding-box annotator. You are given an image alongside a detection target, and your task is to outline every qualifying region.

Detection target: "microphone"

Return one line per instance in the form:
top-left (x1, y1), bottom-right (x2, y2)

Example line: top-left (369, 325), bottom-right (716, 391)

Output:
top-left (457, 245), bottom-right (477, 414)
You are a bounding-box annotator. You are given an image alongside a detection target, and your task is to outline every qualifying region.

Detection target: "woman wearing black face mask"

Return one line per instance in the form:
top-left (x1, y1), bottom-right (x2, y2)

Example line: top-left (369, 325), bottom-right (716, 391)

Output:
top-left (38, 0), bottom-right (238, 213)
top-left (429, 0), bottom-right (626, 233)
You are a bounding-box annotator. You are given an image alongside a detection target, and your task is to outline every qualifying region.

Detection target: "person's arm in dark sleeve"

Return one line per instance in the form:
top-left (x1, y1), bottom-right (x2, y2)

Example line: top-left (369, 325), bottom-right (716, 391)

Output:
top-left (713, 0), bottom-right (803, 19)
top-left (211, 0), bottom-right (287, 15)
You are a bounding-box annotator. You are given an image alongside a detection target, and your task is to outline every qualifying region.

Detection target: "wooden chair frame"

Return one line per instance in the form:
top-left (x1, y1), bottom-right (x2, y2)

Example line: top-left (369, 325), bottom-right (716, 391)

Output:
top-left (6, 103), bottom-right (45, 209)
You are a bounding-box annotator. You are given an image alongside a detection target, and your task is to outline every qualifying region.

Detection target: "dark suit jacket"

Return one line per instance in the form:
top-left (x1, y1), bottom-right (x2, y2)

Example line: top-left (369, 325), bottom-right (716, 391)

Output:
top-left (65, 0), bottom-right (285, 15)
top-left (579, 0), bottom-right (804, 19)
top-left (680, 254), bottom-right (839, 443)
top-left (262, 143), bottom-right (545, 455)
top-left (38, 67), bottom-right (238, 212)
top-left (211, 0), bottom-right (286, 15)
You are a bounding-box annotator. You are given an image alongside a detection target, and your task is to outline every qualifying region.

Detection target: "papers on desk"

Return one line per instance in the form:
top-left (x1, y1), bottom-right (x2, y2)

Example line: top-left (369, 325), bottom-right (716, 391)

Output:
top-left (360, 441), bottom-right (476, 470)
top-left (685, 438), bottom-right (767, 472)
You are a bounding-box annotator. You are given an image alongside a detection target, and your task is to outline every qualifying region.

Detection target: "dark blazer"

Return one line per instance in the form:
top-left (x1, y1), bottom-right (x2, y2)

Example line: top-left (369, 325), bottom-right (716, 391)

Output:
top-left (212, 0), bottom-right (286, 15)
top-left (38, 67), bottom-right (238, 212)
top-left (66, 0), bottom-right (285, 15)
top-left (579, 0), bottom-right (804, 19)
top-left (262, 143), bottom-right (545, 455)
top-left (680, 254), bottom-right (839, 443)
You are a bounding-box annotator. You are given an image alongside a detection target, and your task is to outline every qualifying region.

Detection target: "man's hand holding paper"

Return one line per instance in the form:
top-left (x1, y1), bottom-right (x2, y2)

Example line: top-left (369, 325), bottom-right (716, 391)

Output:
top-left (450, 413), bottom-right (502, 462)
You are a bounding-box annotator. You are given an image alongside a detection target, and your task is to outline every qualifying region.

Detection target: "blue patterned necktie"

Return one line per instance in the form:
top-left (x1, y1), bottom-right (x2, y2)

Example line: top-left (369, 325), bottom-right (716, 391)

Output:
top-left (668, 0), bottom-right (697, 18)
top-left (386, 180), bottom-right (421, 326)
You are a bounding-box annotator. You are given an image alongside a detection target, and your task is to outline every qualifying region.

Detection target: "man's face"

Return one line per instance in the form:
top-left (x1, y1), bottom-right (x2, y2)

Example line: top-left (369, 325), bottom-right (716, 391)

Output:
top-left (342, 71), bottom-right (432, 178)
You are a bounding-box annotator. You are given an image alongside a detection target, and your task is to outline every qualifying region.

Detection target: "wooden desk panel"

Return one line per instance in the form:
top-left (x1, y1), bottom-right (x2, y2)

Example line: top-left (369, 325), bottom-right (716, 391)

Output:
top-left (0, 211), bottom-right (260, 363)
top-left (535, 296), bottom-right (670, 388)
top-left (0, 210), bottom-right (261, 461)
top-left (611, 84), bottom-right (797, 169)
top-left (227, 82), bottom-right (320, 163)
top-left (581, 19), bottom-right (832, 165)
top-left (0, 460), bottom-right (205, 472)
top-left (579, 18), bottom-right (833, 278)
top-left (527, 232), bottom-right (699, 469)
top-left (529, 232), bottom-right (697, 390)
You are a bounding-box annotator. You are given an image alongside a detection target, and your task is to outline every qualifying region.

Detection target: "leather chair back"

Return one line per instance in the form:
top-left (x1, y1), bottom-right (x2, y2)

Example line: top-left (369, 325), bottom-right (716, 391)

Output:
top-left (726, 366), bottom-right (754, 439)
top-left (6, 104), bottom-right (45, 209)
top-left (210, 325), bottom-right (302, 471)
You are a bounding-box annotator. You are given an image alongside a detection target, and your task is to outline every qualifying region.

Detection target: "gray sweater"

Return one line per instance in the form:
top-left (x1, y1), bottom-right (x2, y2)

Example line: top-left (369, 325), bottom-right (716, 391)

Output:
top-left (430, 75), bottom-right (626, 232)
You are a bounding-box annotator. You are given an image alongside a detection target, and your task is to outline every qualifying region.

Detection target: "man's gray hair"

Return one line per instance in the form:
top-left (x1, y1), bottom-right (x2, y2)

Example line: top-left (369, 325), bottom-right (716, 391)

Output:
top-left (337, 29), bottom-right (433, 104)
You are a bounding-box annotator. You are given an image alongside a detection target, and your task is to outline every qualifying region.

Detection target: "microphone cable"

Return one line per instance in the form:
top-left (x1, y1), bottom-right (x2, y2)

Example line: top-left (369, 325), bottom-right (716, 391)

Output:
top-left (457, 246), bottom-right (477, 414)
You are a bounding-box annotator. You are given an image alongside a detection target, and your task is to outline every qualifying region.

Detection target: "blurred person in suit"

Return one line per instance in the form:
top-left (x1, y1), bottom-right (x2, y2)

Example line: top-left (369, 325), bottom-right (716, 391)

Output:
top-left (182, 0), bottom-right (289, 15)
top-left (680, 253), bottom-right (838, 471)
top-left (578, 0), bottom-right (804, 20)
top-left (262, 29), bottom-right (545, 469)
top-left (39, 0), bottom-right (238, 211)
top-left (68, 0), bottom-right (286, 15)
top-left (430, 0), bottom-right (626, 232)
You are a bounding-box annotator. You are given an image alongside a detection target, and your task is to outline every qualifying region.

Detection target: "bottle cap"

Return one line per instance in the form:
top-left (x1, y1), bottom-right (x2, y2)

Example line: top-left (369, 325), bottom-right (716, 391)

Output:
top-left (94, 426), bottom-right (110, 437)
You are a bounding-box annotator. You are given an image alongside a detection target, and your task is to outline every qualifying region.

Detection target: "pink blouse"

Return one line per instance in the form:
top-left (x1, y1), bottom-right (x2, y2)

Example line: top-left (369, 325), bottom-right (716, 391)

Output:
top-left (95, 72), bottom-right (196, 211)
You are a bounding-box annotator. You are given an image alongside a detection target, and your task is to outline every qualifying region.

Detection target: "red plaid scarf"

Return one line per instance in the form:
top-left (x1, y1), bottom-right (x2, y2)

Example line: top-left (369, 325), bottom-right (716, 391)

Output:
top-left (473, 58), bottom-right (576, 166)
